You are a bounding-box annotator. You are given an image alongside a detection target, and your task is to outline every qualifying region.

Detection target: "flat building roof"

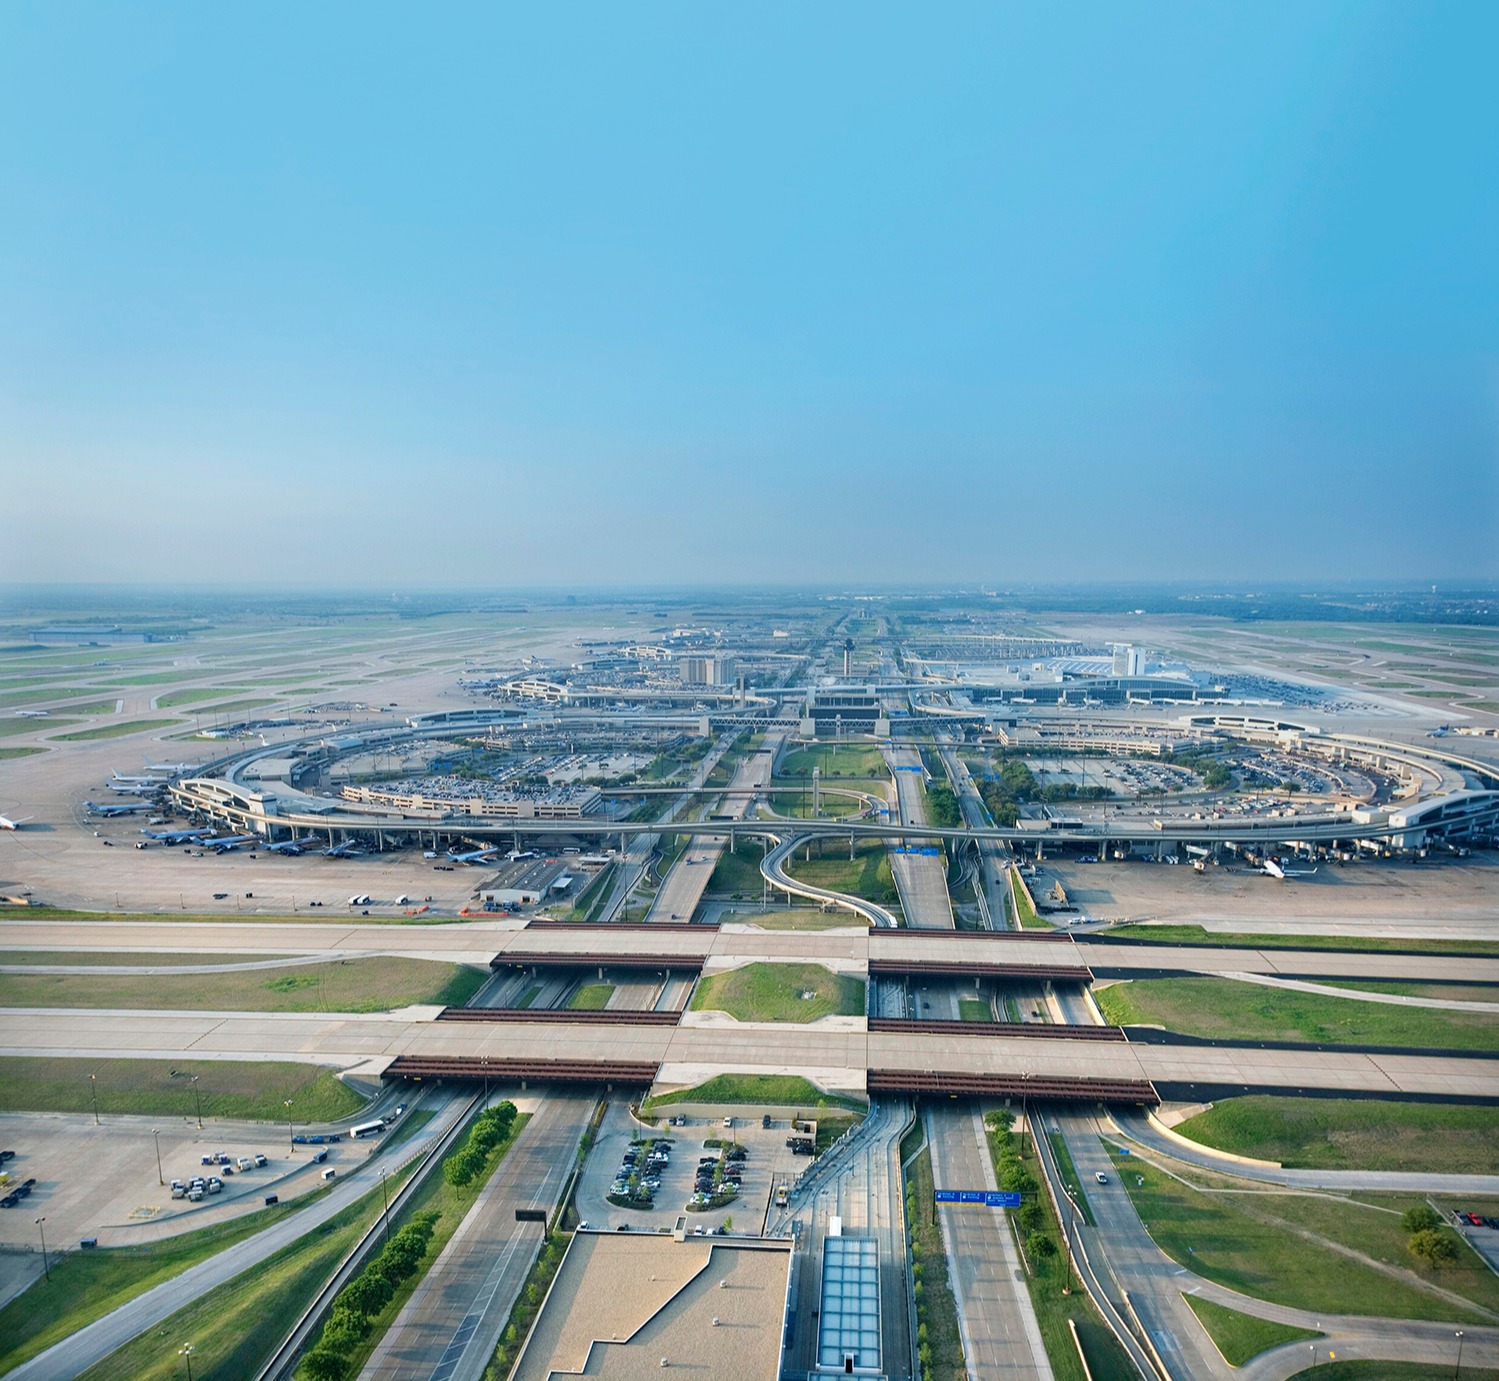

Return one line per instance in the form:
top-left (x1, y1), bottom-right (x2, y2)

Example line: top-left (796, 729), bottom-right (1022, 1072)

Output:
top-left (511, 1230), bottom-right (791, 1381)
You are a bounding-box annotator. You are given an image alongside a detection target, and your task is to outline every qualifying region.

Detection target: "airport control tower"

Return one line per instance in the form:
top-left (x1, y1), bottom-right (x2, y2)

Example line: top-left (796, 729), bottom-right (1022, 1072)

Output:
top-left (843, 637), bottom-right (854, 678)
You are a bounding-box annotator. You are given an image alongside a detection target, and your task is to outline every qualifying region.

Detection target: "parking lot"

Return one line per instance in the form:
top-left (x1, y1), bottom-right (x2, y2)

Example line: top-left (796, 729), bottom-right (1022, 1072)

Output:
top-left (0, 1112), bottom-right (368, 1258)
top-left (573, 1102), bottom-right (803, 1234)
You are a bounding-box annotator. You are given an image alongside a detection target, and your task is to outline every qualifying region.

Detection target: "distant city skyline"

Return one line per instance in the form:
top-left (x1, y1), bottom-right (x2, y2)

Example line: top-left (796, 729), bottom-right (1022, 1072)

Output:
top-left (2, 3), bottom-right (1495, 587)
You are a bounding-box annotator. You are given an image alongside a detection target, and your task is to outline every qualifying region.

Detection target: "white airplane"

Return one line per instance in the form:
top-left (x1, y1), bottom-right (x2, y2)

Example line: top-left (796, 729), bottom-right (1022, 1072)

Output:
top-left (85, 800), bottom-right (153, 817)
top-left (324, 843), bottom-right (364, 859)
top-left (1255, 858), bottom-right (1318, 880)
top-left (14, 710), bottom-right (49, 719)
top-left (144, 762), bottom-right (198, 775)
top-left (109, 780), bottom-right (160, 795)
top-left (264, 839), bottom-right (306, 855)
top-left (450, 845), bottom-right (501, 865)
top-left (140, 826), bottom-right (216, 843)
top-left (0, 812), bottom-right (34, 830)
top-left (112, 771), bottom-right (158, 785)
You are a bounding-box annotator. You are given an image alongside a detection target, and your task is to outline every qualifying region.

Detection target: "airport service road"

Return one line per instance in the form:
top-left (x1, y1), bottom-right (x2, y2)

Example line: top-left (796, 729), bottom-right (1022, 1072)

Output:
top-left (359, 1091), bottom-right (593, 1381)
top-left (10, 1090), bottom-right (474, 1381)
top-left (924, 1104), bottom-right (1052, 1380)
top-left (1105, 1108), bottom-right (1499, 1197)
top-left (937, 740), bottom-right (1008, 928)
top-left (5, 1009), bottom-right (1498, 1100)
top-left (882, 744), bottom-right (954, 930)
top-left (1051, 1110), bottom-right (1233, 1381)
top-left (10, 917), bottom-right (1499, 990)
top-left (601, 729), bottom-right (740, 925)
top-left (646, 729), bottom-right (783, 924)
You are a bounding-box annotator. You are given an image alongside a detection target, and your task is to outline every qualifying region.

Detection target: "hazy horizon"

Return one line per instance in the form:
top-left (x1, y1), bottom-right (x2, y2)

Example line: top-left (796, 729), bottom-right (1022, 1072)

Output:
top-left (4, 3), bottom-right (1496, 588)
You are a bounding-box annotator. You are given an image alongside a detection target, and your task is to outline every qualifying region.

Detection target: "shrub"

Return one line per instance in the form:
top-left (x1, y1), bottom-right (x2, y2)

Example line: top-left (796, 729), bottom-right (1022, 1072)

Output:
top-left (1409, 1229), bottom-right (1459, 1269)
top-left (1402, 1205), bottom-right (1442, 1234)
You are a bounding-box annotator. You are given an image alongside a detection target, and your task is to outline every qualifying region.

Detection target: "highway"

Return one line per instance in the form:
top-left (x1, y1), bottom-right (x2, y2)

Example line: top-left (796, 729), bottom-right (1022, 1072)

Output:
top-left (925, 1103), bottom-right (1052, 1379)
top-left (360, 1091), bottom-right (594, 1381)
top-left (646, 727), bottom-right (784, 923)
top-left (936, 738), bottom-right (1010, 928)
top-left (882, 744), bottom-right (954, 929)
top-left (10, 1090), bottom-right (476, 1381)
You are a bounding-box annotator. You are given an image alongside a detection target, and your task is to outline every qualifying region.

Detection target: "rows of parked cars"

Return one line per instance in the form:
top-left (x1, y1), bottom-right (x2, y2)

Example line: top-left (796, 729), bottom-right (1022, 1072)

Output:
top-left (0, 1151), bottom-right (35, 1209)
top-left (610, 1137), bottom-right (671, 1207)
top-left (689, 1143), bottom-right (747, 1211)
top-left (1456, 1210), bottom-right (1498, 1229)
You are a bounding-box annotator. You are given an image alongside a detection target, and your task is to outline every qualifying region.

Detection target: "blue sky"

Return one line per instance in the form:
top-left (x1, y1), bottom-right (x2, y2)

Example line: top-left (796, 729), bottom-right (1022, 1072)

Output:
top-left (2, 3), bottom-right (1495, 587)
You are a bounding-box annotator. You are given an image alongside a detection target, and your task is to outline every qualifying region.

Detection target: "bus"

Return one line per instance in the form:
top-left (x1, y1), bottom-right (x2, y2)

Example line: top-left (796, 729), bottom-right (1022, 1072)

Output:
top-left (350, 1119), bottom-right (388, 1140)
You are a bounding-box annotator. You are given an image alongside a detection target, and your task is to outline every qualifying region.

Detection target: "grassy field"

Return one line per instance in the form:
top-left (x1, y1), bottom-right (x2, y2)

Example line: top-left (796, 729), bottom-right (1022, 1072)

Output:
top-left (48, 718), bottom-right (178, 741)
top-left (689, 961), bottom-right (865, 1022)
top-left (1109, 1147), bottom-right (1499, 1322)
top-left (1100, 924), bottom-right (1499, 958)
top-left (783, 840), bottom-right (898, 904)
top-left (568, 982), bottom-right (615, 1011)
top-left (736, 909), bottom-right (868, 930)
top-left (0, 1189), bottom-right (335, 1375)
top-left (75, 1176), bottom-right (401, 1381)
top-left (1173, 1097), bottom-right (1499, 1173)
top-left (958, 997), bottom-right (991, 1021)
top-left (0, 716), bottom-right (79, 736)
top-left (643, 1073), bottom-right (866, 1114)
top-left (1182, 1295), bottom-right (1319, 1366)
top-left (0, 1057), bottom-right (365, 1122)
top-left (704, 845), bottom-right (767, 897)
top-left (154, 687), bottom-right (238, 706)
top-left (0, 957), bottom-right (487, 1013)
top-left (777, 743), bottom-right (888, 778)
top-left (1095, 976), bottom-right (1499, 1052)
top-left (0, 746), bottom-right (46, 759)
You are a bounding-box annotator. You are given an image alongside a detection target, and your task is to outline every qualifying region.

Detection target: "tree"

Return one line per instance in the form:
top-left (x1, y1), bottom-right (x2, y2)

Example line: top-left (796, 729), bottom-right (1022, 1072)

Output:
top-left (301, 1350), bottom-right (350, 1381)
top-left (1408, 1229), bottom-right (1459, 1269)
top-left (1026, 1232), bottom-right (1057, 1261)
top-left (1402, 1205), bottom-right (1442, 1235)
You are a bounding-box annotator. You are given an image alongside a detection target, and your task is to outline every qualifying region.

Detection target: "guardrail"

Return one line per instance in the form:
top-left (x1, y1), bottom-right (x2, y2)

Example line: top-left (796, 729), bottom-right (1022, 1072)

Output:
top-left (254, 1091), bottom-right (483, 1381)
top-left (867, 1017), bottom-right (1127, 1042)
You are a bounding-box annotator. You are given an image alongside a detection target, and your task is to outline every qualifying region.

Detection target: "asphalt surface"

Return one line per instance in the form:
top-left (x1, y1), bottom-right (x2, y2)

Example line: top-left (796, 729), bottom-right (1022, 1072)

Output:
top-left (883, 744), bottom-right (954, 930)
top-left (359, 1090), bottom-right (593, 1381)
top-left (925, 1103), bottom-right (1052, 1380)
top-left (11, 1090), bottom-right (473, 1381)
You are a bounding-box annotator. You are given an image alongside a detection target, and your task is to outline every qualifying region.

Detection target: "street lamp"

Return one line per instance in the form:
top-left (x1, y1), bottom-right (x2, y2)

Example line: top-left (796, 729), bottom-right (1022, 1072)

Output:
top-left (35, 1216), bottom-right (49, 1281)
top-left (152, 1127), bottom-right (164, 1186)
top-left (285, 1099), bottom-right (294, 1151)
top-left (179, 1343), bottom-right (194, 1380)
top-left (1456, 1329), bottom-right (1465, 1377)
top-left (89, 1074), bottom-right (99, 1126)
top-left (190, 1075), bottom-right (203, 1129)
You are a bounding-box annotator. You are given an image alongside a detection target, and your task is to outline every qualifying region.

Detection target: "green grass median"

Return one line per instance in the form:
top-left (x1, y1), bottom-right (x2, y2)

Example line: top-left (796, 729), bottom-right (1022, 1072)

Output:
top-left (1182, 1295), bottom-right (1319, 1367)
top-left (689, 961), bottom-right (864, 1022)
top-left (1095, 976), bottom-right (1499, 1052)
top-left (1172, 1096), bottom-right (1499, 1174)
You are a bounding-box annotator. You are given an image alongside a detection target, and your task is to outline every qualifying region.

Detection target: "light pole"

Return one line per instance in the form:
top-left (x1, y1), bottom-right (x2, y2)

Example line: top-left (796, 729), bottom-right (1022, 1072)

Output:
top-left (152, 1127), bottom-right (164, 1186)
top-left (89, 1074), bottom-right (99, 1125)
top-left (179, 1342), bottom-right (194, 1380)
top-left (190, 1075), bottom-right (202, 1129)
top-left (35, 1216), bottom-right (49, 1281)
top-left (285, 1099), bottom-right (294, 1151)
top-left (1456, 1329), bottom-right (1465, 1377)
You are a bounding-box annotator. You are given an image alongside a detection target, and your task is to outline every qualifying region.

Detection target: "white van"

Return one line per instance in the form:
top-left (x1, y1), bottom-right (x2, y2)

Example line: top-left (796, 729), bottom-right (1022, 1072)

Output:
top-left (321, 1167), bottom-right (337, 1180)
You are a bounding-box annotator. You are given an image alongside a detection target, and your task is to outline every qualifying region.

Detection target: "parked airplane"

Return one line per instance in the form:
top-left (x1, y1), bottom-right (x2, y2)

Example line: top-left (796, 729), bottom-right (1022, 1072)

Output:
top-left (109, 781), bottom-right (160, 795)
top-left (85, 800), bottom-right (153, 816)
top-left (0, 813), bottom-right (34, 830)
top-left (324, 843), bottom-right (365, 859)
top-left (450, 845), bottom-right (501, 865)
top-left (1256, 858), bottom-right (1318, 880)
top-left (140, 827), bottom-right (215, 843)
top-left (205, 835), bottom-right (258, 853)
top-left (144, 761), bottom-right (198, 775)
top-left (264, 839), bottom-right (306, 855)
top-left (112, 771), bottom-right (158, 785)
